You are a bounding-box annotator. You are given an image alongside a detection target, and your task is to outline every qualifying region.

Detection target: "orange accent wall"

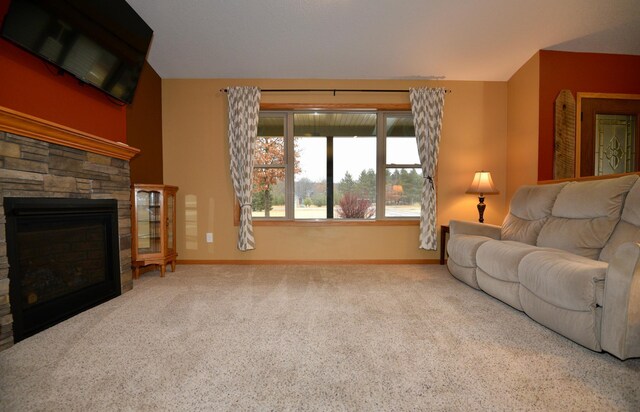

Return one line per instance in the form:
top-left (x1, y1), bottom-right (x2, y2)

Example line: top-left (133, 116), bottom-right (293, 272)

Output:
top-left (538, 50), bottom-right (640, 180)
top-left (127, 62), bottom-right (163, 183)
top-left (0, 0), bottom-right (126, 143)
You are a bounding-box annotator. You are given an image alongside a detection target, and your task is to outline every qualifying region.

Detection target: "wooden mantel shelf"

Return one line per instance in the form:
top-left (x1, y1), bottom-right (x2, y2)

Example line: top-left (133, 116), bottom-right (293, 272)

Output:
top-left (0, 106), bottom-right (140, 161)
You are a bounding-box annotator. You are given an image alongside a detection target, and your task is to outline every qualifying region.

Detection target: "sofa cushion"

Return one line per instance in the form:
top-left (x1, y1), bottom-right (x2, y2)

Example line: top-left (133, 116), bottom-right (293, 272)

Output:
top-left (446, 234), bottom-right (494, 290)
top-left (537, 217), bottom-right (619, 260)
top-left (550, 174), bottom-right (637, 219)
top-left (476, 269), bottom-right (523, 310)
top-left (518, 250), bottom-right (607, 352)
top-left (519, 250), bottom-right (608, 310)
top-left (600, 177), bottom-right (640, 262)
top-left (477, 240), bottom-right (541, 283)
top-left (620, 176), bottom-right (640, 225)
top-left (537, 175), bottom-right (638, 259)
top-left (475, 240), bottom-right (545, 311)
top-left (501, 183), bottom-right (566, 245)
top-left (447, 259), bottom-right (481, 290)
top-left (446, 235), bottom-right (491, 268)
top-left (519, 288), bottom-right (602, 351)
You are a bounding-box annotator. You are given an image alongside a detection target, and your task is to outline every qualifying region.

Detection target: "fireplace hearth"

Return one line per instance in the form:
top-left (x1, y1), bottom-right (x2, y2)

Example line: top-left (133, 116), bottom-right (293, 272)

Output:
top-left (4, 198), bottom-right (121, 342)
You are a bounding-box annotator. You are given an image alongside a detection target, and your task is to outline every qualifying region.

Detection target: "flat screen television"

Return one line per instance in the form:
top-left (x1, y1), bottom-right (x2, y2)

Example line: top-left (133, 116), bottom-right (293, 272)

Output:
top-left (1, 0), bottom-right (153, 104)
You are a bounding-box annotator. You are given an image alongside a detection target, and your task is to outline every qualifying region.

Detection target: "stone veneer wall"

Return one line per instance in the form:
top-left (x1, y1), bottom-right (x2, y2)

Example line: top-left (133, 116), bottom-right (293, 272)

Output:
top-left (0, 131), bottom-right (133, 351)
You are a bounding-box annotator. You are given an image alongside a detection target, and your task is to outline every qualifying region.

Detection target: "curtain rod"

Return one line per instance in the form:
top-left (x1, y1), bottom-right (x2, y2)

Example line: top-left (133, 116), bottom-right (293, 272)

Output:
top-left (220, 88), bottom-right (451, 95)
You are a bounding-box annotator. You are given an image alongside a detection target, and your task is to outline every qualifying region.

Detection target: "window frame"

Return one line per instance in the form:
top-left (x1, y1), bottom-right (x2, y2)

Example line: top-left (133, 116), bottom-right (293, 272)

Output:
top-left (293, 110), bottom-right (378, 220)
top-left (251, 112), bottom-right (289, 219)
top-left (237, 104), bottom-right (423, 226)
top-left (382, 112), bottom-right (422, 219)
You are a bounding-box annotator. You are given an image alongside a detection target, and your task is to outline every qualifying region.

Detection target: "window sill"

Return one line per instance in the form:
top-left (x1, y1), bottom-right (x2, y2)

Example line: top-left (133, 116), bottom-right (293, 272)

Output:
top-left (249, 219), bottom-right (419, 227)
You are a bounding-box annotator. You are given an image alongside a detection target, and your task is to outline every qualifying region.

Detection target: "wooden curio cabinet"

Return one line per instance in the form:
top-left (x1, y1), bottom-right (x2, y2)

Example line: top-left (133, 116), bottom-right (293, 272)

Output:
top-left (131, 184), bottom-right (178, 278)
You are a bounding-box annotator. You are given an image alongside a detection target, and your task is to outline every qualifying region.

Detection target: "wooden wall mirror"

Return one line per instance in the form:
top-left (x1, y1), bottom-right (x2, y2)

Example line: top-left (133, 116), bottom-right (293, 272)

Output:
top-left (576, 93), bottom-right (640, 177)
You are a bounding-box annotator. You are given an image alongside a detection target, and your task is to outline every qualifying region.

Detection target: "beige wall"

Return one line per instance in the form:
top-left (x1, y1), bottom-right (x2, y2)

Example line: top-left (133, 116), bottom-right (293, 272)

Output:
top-left (506, 52), bottom-right (540, 202)
top-left (162, 79), bottom-right (508, 262)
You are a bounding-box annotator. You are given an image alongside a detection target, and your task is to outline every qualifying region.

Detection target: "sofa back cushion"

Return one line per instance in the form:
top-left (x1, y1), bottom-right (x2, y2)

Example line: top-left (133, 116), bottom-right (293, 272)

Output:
top-left (600, 176), bottom-right (640, 262)
top-left (501, 182), bottom-right (566, 245)
top-left (537, 174), bottom-right (638, 259)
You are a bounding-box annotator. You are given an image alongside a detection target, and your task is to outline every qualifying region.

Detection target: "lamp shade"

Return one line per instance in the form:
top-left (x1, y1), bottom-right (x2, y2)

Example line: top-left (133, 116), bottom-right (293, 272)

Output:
top-left (466, 171), bottom-right (499, 195)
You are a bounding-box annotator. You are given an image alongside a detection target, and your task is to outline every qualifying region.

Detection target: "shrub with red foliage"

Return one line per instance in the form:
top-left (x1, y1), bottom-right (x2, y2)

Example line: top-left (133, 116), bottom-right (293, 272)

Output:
top-left (336, 193), bottom-right (374, 219)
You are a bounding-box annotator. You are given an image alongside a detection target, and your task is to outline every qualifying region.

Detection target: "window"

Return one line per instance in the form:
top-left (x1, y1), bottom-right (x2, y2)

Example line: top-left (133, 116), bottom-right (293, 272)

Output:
top-left (385, 115), bottom-right (420, 217)
top-left (252, 110), bottom-right (419, 220)
top-left (295, 112), bottom-right (377, 219)
top-left (252, 114), bottom-right (286, 218)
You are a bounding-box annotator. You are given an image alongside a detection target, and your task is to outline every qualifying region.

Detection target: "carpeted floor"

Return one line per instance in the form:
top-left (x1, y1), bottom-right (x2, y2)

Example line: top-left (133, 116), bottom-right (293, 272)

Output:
top-left (0, 264), bottom-right (639, 411)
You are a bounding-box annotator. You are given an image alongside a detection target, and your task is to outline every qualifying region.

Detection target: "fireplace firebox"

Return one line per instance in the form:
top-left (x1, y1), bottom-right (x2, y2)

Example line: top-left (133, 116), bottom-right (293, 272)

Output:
top-left (4, 198), bottom-right (121, 342)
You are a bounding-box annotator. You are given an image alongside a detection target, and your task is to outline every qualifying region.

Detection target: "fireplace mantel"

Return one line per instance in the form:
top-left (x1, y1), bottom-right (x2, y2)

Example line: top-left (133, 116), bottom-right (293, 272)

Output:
top-left (0, 106), bottom-right (140, 161)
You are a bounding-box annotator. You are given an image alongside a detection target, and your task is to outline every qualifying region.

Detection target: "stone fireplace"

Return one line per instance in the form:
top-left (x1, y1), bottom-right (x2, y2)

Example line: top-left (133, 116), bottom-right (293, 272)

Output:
top-left (0, 106), bottom-right (139, 350)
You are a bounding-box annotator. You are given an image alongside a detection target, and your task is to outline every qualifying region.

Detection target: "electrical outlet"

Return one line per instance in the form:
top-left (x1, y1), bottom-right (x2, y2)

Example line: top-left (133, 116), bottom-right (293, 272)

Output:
top-left (206, 233), bottom-right (214, 243)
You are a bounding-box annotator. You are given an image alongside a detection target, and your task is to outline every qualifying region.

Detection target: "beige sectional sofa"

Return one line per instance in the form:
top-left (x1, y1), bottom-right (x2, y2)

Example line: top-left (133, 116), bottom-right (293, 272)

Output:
top-left (446, 174), bottom-right (640, 360)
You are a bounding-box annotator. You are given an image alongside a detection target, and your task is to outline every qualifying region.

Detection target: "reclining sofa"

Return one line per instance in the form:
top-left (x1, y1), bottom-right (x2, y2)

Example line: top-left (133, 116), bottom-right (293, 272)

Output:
top-left (446, 174), bottom-right (640, 360)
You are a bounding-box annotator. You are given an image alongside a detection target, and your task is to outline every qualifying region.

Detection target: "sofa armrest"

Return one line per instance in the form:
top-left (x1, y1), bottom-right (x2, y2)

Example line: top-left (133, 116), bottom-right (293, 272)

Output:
top-left (601, 242), bottom-right (640, 360)
top-left (449, 220), bottom-right (501, 239)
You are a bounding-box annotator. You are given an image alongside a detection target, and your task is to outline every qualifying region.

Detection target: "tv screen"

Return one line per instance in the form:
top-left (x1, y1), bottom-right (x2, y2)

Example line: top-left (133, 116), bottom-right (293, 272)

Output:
top-left (1, 0), bottom-right (153, 104)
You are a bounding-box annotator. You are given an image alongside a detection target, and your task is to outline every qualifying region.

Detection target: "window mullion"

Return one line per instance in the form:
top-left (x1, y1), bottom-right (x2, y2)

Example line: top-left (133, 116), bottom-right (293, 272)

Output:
top-left (376, 112), bottom-right (386, 219)
top-left (285, 113), bottom-right (295, 219)
top-left (326, 136), bottom-right (334, 219)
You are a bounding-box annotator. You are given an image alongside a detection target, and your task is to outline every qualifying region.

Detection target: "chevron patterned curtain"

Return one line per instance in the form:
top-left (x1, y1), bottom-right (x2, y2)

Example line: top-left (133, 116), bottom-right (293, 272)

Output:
top-left (227, 86), bottom-right (261, 251)
top-left (409, 87), bottom-right (446, 250)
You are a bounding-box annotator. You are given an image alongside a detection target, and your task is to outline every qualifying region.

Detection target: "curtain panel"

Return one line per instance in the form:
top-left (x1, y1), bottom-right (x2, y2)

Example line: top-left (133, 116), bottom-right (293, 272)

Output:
top-left (227, 86), bottom-right (261, 251)
top-left (409, 87), bottom-right (446, 250)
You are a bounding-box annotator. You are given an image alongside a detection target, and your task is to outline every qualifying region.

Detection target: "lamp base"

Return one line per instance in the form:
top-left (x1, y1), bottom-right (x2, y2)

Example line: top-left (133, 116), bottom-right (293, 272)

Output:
top-left (477, 195), bottom-right (486, 223)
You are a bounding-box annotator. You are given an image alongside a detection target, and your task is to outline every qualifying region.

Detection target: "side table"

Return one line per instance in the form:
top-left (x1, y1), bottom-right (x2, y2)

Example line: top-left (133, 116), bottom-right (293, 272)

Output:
top-left (440, 225), bottom-right (449, 265)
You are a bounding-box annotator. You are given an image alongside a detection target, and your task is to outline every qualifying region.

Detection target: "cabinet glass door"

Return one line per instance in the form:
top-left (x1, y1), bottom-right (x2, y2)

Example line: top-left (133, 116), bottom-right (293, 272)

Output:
top-left (167, 191), bottom-right (175, 254)
top-left (136, 190), bottom-right (161, 255)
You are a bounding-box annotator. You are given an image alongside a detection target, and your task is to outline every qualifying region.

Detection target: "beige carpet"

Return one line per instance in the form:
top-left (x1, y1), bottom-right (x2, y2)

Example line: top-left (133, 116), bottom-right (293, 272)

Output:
top-left (0, 264), bottom-right (638, 411)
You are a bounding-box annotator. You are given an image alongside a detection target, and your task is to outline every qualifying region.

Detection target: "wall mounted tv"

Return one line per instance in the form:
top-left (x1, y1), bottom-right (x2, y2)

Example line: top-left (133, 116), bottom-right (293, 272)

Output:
top-left (1, 0), bottom-right (153, 104)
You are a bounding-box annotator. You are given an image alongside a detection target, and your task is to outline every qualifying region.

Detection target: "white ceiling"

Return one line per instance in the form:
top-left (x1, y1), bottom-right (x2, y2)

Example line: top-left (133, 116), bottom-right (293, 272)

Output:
top-left (125, 0), bottom-right (640, 81)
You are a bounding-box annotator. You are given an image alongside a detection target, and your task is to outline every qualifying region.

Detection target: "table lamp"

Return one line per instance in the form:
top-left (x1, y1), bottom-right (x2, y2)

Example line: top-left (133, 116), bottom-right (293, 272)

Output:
top-left (466, 171), bottom-right (499, 223)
